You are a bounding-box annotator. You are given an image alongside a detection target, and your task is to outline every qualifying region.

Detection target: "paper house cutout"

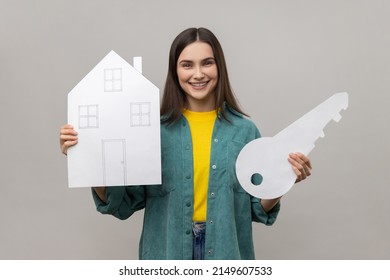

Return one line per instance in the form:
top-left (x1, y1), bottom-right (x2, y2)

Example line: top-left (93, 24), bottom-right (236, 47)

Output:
top-left (67, 50), bottom-right (161, 188)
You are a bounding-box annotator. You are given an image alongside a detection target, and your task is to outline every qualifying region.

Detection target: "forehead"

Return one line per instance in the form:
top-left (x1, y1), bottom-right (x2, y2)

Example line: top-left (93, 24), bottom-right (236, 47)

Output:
top-left (178, 41), bottom-right (214, 61)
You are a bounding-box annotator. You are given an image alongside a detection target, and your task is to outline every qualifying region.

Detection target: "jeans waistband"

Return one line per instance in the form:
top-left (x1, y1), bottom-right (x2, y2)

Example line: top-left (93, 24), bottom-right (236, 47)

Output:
top-left (192, 222), bottom-right (206, 236)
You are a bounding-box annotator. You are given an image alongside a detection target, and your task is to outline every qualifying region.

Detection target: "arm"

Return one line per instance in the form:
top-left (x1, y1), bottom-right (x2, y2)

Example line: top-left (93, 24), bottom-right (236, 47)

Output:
top-left (92, 186), bottom-right (146, 220)
top-left (93, 187), bottom-right (107, 203)
top-left (260, 196), bottom-right (282, 213)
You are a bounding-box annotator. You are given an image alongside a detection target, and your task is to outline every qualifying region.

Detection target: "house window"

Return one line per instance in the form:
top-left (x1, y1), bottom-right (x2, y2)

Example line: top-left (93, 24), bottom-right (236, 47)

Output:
top-left (130, 102), bottom-right (151, 126)
top-left (104, 68), bottom-right (122, 92)
top-left (79, 105), bottom-right (99, 129)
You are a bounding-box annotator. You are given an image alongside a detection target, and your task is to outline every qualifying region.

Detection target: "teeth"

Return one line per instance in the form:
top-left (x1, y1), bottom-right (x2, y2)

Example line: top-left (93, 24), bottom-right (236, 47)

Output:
top-left (191, 82), bottom-right (207, 87)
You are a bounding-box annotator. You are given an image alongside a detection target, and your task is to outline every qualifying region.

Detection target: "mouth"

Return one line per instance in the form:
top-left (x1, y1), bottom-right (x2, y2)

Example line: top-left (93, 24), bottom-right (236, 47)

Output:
top-left (189, 81), bottom-right (209, 90)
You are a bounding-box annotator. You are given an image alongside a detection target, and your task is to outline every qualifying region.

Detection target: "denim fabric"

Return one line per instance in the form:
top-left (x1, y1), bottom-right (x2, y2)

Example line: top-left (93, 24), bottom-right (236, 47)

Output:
top-left (192, 222), bottom-right (206, 260)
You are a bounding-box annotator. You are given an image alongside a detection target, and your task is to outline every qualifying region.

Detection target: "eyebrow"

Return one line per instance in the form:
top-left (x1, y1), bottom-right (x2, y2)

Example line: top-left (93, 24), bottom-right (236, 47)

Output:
top-left (178, 57), bottom-right (215, 64)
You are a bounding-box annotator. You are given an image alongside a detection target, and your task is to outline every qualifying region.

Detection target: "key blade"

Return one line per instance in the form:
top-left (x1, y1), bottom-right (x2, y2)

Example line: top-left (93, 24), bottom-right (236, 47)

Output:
top-left (274, 92), bottom-right (349, 150)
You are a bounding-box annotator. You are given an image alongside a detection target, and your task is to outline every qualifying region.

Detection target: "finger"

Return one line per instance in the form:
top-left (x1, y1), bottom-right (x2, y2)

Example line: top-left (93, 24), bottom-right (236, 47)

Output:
top-left (288, 157), bottom-right (304, 176)
top-left (303, 164), bottom-right (311, 177)
top-left (60, 134), bottom-right (78, 141)
top-left (291, 165), bottom-right (304, 182)
top-left (60, 124), bottom-right (73, 133)
top-left (61, 124), bottom-right (74, 130)
top-left (288, 154), bottom-right (304, 170)
top-left (295, 152), bottom-right (312, 169)
top-left (61, 124), bottom-right (71, 128)
top-left (290, 153), bottom-right (312, 174)
top-left (64, 139), bottom-right (78, 146)
top-left (61, 139), bottom-right (78, 155)
top-left (295, 153), bottom-right (312, 177)
top-left (60, 127), bottom-right (78, 136)
top-left (288, 155), bottom-right (307, 182)
top-left (60, 135), bottom-right (78, 149)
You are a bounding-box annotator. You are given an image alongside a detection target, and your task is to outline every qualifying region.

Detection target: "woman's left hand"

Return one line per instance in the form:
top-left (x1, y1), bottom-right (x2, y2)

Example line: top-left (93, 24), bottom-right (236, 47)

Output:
top-left (288, 153), bottom-right (312, 183)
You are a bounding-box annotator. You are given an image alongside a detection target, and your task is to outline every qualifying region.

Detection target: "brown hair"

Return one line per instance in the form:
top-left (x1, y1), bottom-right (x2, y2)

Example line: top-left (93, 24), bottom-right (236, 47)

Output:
top-left (160, 27), bottom-right (247, 124)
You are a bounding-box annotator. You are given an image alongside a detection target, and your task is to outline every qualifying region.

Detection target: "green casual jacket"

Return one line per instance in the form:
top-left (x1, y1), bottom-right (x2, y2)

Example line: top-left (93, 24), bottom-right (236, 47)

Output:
top-left (92, 108), bottom-right (280, 260)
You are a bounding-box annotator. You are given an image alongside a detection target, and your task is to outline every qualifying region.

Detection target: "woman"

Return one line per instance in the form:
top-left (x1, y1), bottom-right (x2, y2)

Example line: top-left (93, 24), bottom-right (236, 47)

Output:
top-left (60, 27), bottom-right (312, 260)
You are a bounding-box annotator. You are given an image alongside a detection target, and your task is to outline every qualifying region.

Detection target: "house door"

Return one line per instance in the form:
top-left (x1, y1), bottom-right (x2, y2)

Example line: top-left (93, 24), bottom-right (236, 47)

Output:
top-left (102, 139), bottom-right (126, 186)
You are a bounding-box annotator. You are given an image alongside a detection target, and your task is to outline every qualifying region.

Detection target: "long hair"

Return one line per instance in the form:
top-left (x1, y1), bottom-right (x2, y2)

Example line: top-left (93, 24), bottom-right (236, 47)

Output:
top-left (160, 27), bottom-right (247, 124)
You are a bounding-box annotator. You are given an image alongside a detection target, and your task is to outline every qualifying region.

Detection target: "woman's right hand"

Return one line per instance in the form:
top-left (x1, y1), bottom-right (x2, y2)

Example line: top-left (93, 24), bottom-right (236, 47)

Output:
top-left (60, 124), bottom-right (78, 155)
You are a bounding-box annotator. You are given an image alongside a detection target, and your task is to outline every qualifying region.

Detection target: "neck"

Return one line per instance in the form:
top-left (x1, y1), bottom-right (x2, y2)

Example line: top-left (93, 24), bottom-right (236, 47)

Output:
top-left (185, 99), bottom-right (215, 112)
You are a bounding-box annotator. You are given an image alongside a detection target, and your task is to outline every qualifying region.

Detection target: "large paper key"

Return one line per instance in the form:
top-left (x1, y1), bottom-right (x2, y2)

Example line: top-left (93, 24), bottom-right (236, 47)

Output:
top-left (235, 92), bottom-right (349, 199)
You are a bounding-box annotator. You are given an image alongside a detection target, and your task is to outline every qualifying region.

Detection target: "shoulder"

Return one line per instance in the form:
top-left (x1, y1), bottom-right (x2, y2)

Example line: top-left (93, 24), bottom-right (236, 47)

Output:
top-left (219, 108), bottom-right (261, 141)
top-left (159, 116), bottom-right (188, 148)
top-left (226, 106), bottom-right (259, 130)
top-left (160, 117), bottom-right (181, 138)
top-left (227, 109), bottom-right (257, 127)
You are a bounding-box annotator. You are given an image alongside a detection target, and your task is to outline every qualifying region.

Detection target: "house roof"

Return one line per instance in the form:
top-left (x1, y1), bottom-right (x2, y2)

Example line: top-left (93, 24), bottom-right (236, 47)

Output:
top-left (68, 50), bottom-right (159, 97)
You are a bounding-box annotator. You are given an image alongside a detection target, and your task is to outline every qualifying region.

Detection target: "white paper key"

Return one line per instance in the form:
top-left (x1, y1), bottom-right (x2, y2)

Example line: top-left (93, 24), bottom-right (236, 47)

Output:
top-left (235, 92), bottom-right (349, 199)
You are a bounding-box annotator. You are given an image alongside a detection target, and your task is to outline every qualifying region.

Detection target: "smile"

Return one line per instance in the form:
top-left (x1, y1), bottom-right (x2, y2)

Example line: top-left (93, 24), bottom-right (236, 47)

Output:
top-left (189, 81), bottom-right (209, 88)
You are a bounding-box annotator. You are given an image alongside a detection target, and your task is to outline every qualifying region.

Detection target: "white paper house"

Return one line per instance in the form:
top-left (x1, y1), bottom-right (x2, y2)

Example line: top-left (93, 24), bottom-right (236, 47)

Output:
top-left (67, 50), bottom-right (161, 188)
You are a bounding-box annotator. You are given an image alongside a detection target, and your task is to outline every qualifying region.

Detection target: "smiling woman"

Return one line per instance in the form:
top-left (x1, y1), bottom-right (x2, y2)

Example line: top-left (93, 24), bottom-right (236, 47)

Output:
top-left (59, 27), bottom-right (312, 260)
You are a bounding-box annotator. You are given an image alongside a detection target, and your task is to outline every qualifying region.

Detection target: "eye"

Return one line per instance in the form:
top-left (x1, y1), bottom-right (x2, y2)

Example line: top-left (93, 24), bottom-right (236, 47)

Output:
top-left (180, 62), bottom-right (192, 69)
top-left (203, 59), bottom-right (215, 67)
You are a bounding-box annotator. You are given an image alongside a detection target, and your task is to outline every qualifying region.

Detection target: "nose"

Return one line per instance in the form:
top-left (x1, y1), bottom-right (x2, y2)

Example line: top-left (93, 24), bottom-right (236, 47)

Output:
top-left (194, 66), bottom-right (205, 79)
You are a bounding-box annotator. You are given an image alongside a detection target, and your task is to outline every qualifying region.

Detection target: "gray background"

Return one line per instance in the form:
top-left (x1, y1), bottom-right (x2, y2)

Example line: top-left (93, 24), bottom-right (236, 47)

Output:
top-left (1, 0), bottom-right (389, 259)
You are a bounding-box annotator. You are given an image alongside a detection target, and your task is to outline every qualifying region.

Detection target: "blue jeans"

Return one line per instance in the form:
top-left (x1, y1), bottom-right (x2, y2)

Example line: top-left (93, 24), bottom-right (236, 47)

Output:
top-left (192, 222), bottom-right (206, 260)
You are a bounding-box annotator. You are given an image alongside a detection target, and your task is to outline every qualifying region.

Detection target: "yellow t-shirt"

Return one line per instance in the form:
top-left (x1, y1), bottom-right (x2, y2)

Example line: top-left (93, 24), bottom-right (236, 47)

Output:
top-left (183, 109), bottom-right (217, 222)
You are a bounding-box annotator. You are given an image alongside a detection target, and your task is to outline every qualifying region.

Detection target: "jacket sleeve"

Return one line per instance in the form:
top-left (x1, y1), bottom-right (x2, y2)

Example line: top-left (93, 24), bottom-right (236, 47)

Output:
top-left (91, 186), bottom-right (146, 220)
top-left (251, 197), bottom-right (281, 225)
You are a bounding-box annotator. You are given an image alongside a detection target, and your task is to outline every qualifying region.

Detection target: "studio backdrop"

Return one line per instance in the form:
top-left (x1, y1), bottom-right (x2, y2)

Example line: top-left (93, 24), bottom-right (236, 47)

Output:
top-left (1, 0), bottom-right (389, 259)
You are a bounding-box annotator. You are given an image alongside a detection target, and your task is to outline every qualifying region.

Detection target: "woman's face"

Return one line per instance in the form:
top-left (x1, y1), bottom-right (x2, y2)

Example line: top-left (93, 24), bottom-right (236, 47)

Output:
top-left (177, 41), bottom-right (218, 112)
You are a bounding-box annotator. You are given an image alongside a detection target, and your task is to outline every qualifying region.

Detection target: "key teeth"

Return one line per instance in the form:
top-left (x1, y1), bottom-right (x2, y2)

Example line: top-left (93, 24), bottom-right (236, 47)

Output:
top-left (333, 113), bottom-right (342, 122)
top-left (320, 130), bottom-right (325, 138)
